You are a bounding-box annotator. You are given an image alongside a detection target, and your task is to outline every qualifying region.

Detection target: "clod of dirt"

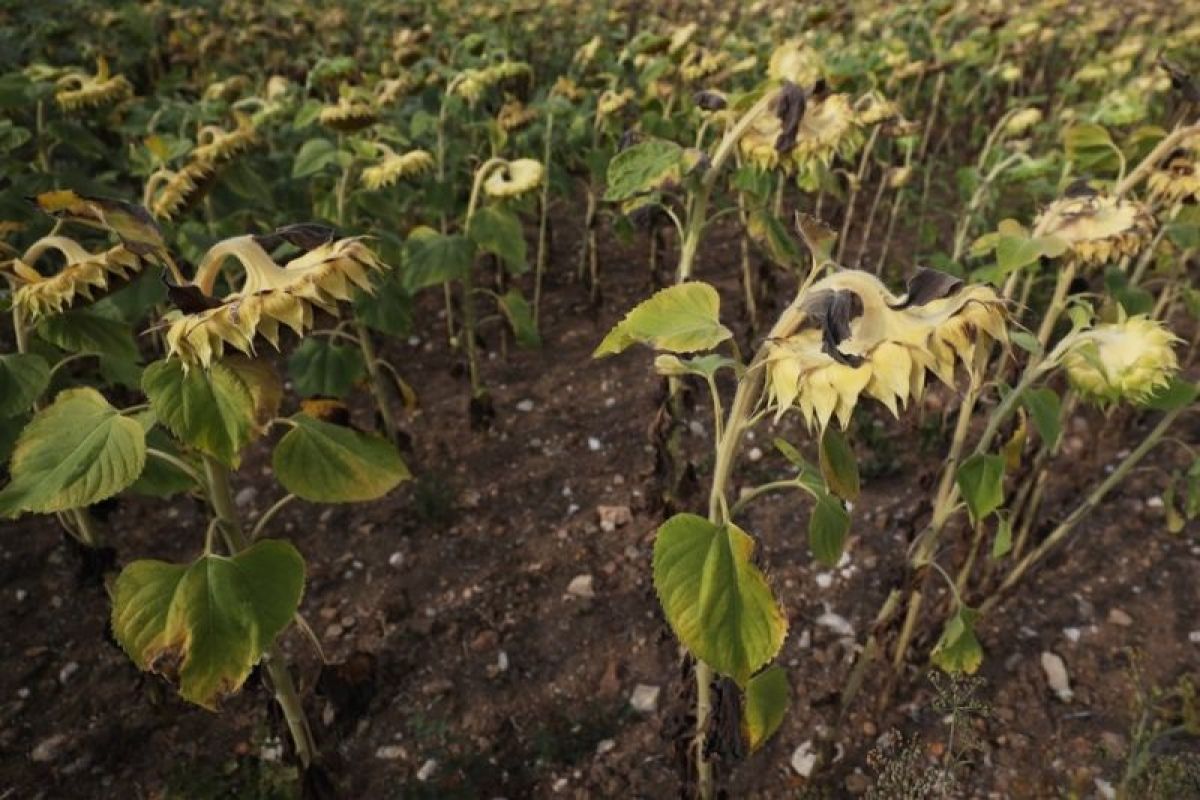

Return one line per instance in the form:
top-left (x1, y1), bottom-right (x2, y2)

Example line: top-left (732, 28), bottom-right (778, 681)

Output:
top-left (375, 745), bottom-right (405, 761)
top-left (629, 684), bottom-right (660, 714)
top-left (416, 758), bottom-right (438, 781)
top-left (1041, 651), bottom-right (1073, 702)
top-left (1106, 608), bottom-right (1133, 627)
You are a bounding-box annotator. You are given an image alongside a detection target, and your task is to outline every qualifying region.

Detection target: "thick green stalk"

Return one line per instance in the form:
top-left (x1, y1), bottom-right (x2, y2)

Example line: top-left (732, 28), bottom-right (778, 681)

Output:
top-left (203, 455), bottom-right (317, 769)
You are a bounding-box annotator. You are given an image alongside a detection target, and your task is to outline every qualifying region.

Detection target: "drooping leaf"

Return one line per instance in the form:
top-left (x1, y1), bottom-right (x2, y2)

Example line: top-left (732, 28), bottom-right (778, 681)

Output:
top-left (653, 514), bottom-right (787, 686)
top-left (0, 353), bottom-right (49, 416)
top-left (32, 190), bottom-right (166, 257)
top-left (604, 139), bottom-right (685, 202)
top-left (956, 453), bottom-right (1005, 523)
top-left (930, 606), bottom-right (983, 675)
top-left (594, 282), bottom-right (731, 357)
top-left (809, 491), bottom-right (850, 566)
top-left (1021, 388), bottom-right (1062, 450)
top-left (468, 206), bottom-right (527, 274)
top-left (221, 357), bottom-right (282, 428)
top-left (742, 665), bottom-right (790, 752)
top-left (819, 426), bottom-right (860, 501)
top-left (286, 338), bottom-right (366, 398)
top-left (402, 227), bottom-right (475, 291)
top-left (354, 271), bottom-right (413, 337)
top-left (653, 353), bottom-right (737, 378)
top-left (111, 539), bottom-right (304, 710)
top-left (131, 428), bottom-right (197, 498)
top-left (0, 388), bottom-right (145, 517)
top-left (272, 414), bottom-right (410, 503)
top-left (142, 359), bottom-right (257, 467)
top-left (292, 138), bottom-right (339, 178)
top-left (496, 288), bottom-right (540, 348)
top-left (37, 310), bottom-right (139, 362)
top-left (1144, 378), bottom-right (1199, 412)
top-left (990, 515), bottom-right (1013, 560)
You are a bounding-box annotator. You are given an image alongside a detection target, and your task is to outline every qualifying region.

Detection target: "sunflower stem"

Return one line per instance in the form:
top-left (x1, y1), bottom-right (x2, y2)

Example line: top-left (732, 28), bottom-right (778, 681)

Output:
top-left (202, 455), bottom-right (316, 769)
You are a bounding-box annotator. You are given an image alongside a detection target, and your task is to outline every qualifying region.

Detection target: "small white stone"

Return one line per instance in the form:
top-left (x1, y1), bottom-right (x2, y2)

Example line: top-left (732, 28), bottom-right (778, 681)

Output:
top-left (516, 399), bottom-right (535, 413)
top-left (388, 551), bottom-right (404, 568)
top-left (1041, 651), bottom-right (1073, 702)
top-left (496, 651), bottom-right (509, 672)
top-left (566, 574), bottom-right (595, 599)
top-left (1094, 778), bottom-right (1116, 800)
top-left (1107, 608), bottom-right (1133, 627)
top-left (597, 505), bottom-right (632, 532)
top-left (790, 740), bottom-right (817, 777)
top-left (31, 734), bottom-right (67, 763)
top-left (1188, 631), bottom-right (1200, 644)
top-left (797, 629), bottom-right (812, 649)
top-left (587, 437), bottom-right (603, 451)
top-left (814, 573), bottom-right (834, 589)
top-left (375, 745), bottom-right (406, 760)
top-left (630, 683), bottom-right (660, 713)
top-left (1146, 496), bottom-right (1164, 509)
top-left (260, 737), bottom-right (284, 762)
top-left (552, 777), bottom-right (569, 792)
top-left (407, 336), bottom-right (421, 347)
top-left (14, 588), bottom-right (27, 602)
top-left (16, 687), bottom-right (30, 700)
top-left (747, 446), bottom-right (763, 462)
top-left (234, 487), bottom-right (257, 508)
top-left (596, 739), bottom-right (616, 755)
top-left (416, 759), bottom-right (438, 781)
top-left (58, 662), bottom-right (79, 684)
top-left (1063, 627), bottom-right (1081, 643)
top-left (816, 610), bottom-right (854, 638)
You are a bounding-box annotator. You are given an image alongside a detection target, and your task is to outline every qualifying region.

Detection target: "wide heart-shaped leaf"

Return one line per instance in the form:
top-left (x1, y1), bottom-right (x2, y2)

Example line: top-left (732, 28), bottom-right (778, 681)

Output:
top-left (286, 338), bottom-right (365, 398)
top-left (0, 387), bottom-right (145, 517)
top-left (142, 358), bottom-right (258, 467)
top-left (111, 539), bottom-right (304, 710)
top-left (403, 227), bottom-right (475, 291)
top-left (743, 665), bottom-right (790, 751)
top-left (0, 353), bottom-right (49, 416)
top-left (37, 310), bottom-right (139, 362)
top-left (604, 139), bottom-right (685, 201)
top-left (272, 414), bottom-right (410, 503)
top-left (292, 138), bottom-right (339, 178)
top-left (594, 282), bottom-right (731, 357)
top-left (653, 514), bottom-right (787, 686)
top-left (468, 205), bottom-right (527, 274)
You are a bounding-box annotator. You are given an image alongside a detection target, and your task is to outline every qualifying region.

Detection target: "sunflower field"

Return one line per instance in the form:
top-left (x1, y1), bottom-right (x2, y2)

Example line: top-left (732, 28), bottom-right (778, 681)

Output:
top-left (2, 0), bottom-right (1199, 797)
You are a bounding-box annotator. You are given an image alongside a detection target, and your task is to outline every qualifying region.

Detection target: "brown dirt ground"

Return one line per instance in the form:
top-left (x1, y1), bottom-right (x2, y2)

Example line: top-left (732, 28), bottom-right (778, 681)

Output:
top-left (1, 207), bottom-right (1197, 800)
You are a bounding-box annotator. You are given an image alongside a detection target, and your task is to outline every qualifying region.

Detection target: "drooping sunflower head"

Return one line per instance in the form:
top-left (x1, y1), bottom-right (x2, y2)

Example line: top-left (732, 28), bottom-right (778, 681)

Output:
top-left (164, 234), bottom-right (387, 367)
top-left (497, 99), bottom-right (538, 132)
top-left (854, 90), bottom-right (901, 126)
top-left (550, 76), bottom-right (585, 103)
top-left (375, 73), bottom-right (419, 106)
top-left (191, 111), bottom-right (258, 165)
top-left (484, 158), bottom-right (544, 198)
top-left (739, 83), bottom-right (863, 174)
top-left (8, 236), bottom-right (142, 320)
top-left (766, 269), bottom-right (1006, 430)
top-left (679, 47), bottom-right (731, 83)
top-left (1146, 137), bottom-right (1200, 205)
top-left (55, 57), bottom-right (133, 111)
top-left (319, 90), bottom-right (378, 132)
top-left (146, 161), bottom-right (217, 221)
top-left (1031, 188), bottom-right (1155, 269)
top-left (360, 146), bottom-right (433, 191)
top-left (596, 87), bottom-right (636, 124)
top-left (1063, 316), bottom-right (1179, 405)
top-left (202, 75), bottom-right (252, 102)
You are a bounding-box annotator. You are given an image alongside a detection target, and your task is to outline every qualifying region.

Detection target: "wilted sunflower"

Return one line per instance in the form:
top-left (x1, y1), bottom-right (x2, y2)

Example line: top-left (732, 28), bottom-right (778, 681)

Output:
top-left (668, 23), bottom-right (699, 55)
top-left (765, 269), bottom-right (1006, 430)
top-left (550, 76), bottom-right (585, 103)
top-left (739, 85), bottom-right (863, 174)
top-left (360, 147), bottom-right (433, 190)
top-left (679, 48), bottom-right (731, 83)
top-left (146, 161), bottom-right (217, 221)
top-left (574, 35), bottom-right (603, 68)
top-left (854, 91), bottom-right (900, 126)
top-left (191, 111), bottom-right (258, 165)
top-left (202, 75), bottom-right (252, 102)
top-left (596, 87), bottom-right (635, 124)
top-left (497, 99), bottom-right (537, 132)
top-left (393, 27), bottom-right (430, 66)
top-left (1031, 189), bottom-right (1155, 269)
top-left (165, 236), bottom-right (387, 367)
top-left (484, 159), bottom-right (544, 198)
top-left (1146, 139), bottom-right (1200, 204)
top-left (1063, 316), bottom-right (1179, 404)
top-left (1004, 108), bottom-right (1043, 136)
top-left (375, 73), bottom-right (418, 106)
top-left (55, 57), bottom-right (133, 111)
top-left (8, 237), bottom-right (142, 320)
top-left (319, 93), bottom-right (378, 132)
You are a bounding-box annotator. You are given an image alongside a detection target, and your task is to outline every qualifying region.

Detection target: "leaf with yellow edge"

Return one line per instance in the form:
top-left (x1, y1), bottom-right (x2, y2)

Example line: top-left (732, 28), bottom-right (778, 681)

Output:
top-left (652, 514), bottom-right (787, 686)
top-left (111, 539), bottom-right (304, 710)
top-left (742, 665), bottom-right (790, 751)
top-left (272, 413), bottom-right (410, 503)
top-left (595, 282), bottom-right (731, 358)
top-left (930, 606), bottom-right (983, 675)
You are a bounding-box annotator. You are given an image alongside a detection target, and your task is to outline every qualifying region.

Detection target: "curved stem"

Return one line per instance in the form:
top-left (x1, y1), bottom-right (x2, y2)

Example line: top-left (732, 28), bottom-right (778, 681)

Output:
top-left (250, 493), bottom-right (298, 541)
